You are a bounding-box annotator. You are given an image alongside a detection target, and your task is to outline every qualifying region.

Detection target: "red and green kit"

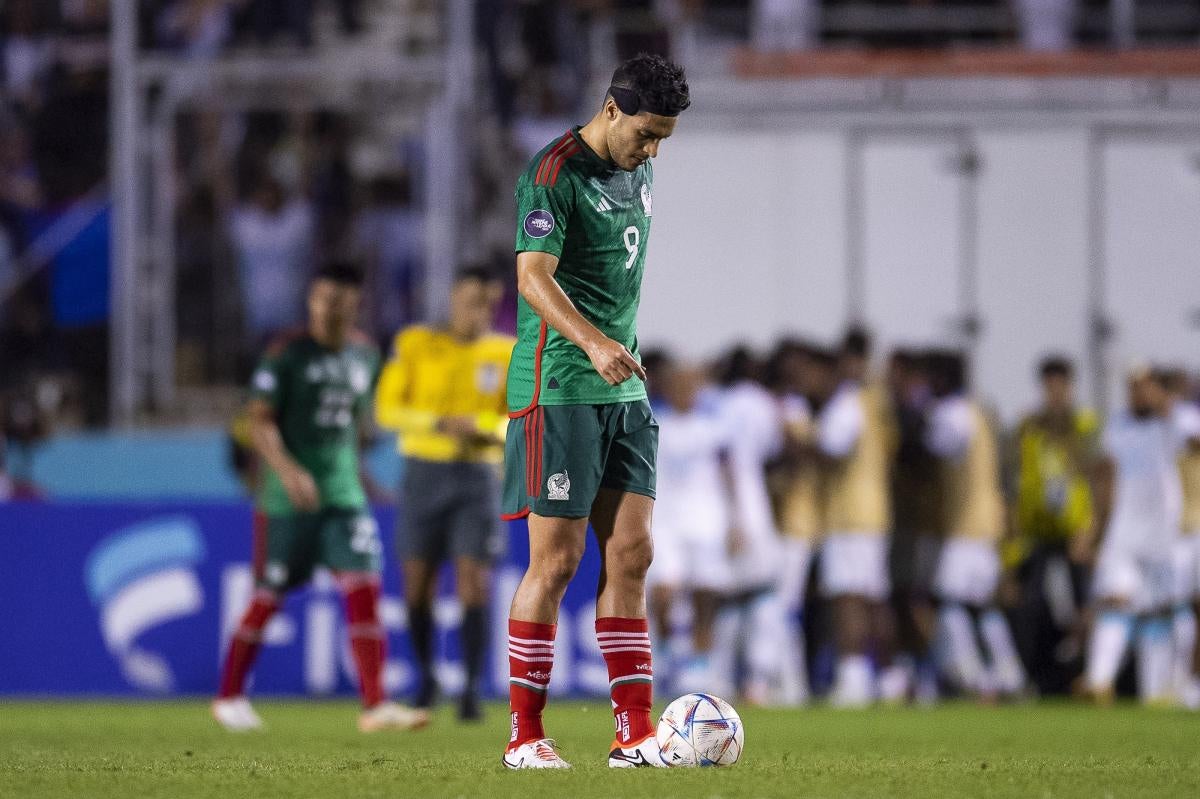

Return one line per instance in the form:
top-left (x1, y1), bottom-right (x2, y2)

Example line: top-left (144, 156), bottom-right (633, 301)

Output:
top-left (503, 128), bottom-right (659, 520)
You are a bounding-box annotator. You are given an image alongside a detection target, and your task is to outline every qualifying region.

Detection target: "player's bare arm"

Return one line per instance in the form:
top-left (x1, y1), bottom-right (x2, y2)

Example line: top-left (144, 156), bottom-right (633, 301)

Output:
top-left (247, 398), bottom-right (319, 511)
top-left (516, 249), bottom-right (646, 386)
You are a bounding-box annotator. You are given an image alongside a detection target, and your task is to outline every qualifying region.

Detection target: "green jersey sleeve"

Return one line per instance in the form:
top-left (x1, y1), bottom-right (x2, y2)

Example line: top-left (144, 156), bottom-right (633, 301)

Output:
top-left (515, 169), bottom-right (576, 258)
top-left (250, 350), bottom-right (287, 408)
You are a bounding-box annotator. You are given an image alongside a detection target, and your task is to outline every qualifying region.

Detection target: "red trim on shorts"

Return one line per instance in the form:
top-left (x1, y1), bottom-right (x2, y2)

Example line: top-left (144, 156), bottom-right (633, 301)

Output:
top-left (533, 407), bottom-right (544, 499)
top-left (524, 411), bottom-right (536, 497)
top-left (509, 321), bottom-right (548, 419)
top-left (251, 509), bottom-right (268, 582)
top-left (501, 508), bottom-right (531, 521)
top-left (535, 132), bottom-right (574, 185)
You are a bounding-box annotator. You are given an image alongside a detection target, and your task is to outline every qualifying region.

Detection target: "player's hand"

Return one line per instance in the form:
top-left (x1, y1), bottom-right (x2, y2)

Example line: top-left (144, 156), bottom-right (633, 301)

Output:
top-left (584, 336), bottom-right (646, 386)
top-left (1068, 528), bottom-right (1096, 566)
top-left (727, 527), bottom-right (747, 557)
top-left (280, 464), bottom-right (320, 512)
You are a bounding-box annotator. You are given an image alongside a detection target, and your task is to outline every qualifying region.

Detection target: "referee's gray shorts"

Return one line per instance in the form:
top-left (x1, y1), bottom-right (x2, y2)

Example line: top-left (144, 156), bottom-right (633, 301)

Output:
top-left (398, 459), bottom-right (505, 563)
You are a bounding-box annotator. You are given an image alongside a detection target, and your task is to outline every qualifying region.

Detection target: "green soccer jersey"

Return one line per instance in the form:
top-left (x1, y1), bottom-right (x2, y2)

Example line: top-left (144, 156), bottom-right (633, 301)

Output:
top-left (508, 127), bottom-right (653, 414)
top-left (250, 332), bottom-right (381, 516)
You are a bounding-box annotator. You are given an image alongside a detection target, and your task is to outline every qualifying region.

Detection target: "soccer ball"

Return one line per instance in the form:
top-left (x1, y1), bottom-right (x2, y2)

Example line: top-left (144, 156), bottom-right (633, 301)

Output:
top-left (656, 693), bottom-right (744, 767)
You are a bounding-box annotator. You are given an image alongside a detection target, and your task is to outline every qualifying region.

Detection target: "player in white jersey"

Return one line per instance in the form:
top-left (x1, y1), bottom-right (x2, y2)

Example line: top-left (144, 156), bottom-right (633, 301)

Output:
top-left (923, 351), bottom-right (1025, 700)
top-left (708, 347), bottom-right (789, 704)
top-left (647, 360), bottom-right (735, 694)
top-left (1084, 367), bottom-right (1199, 703)
top-left (1164, 371), bottom-right (1200, 706)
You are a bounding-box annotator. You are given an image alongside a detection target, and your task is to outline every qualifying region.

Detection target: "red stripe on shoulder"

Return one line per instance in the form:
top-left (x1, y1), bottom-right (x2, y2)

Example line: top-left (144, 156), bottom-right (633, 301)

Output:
top-left (544, 143), bottom-right (580, 187)
top-left (265, 327), bottom-right (307, 356)
top-left (534, 133), bottom-right (574, 185)
top-left (537, 142), bottom-right (580, 187)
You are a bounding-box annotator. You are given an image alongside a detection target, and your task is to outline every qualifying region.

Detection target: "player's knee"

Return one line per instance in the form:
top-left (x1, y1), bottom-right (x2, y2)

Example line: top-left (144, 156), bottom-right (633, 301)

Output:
top-left (530, 549), bottom-right (583, 593)
top-left (610, 534), bottom-right (654, 583)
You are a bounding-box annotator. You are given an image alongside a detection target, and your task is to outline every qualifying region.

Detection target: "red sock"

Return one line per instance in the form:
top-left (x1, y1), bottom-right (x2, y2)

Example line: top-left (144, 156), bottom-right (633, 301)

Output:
top-left (217, 589), bottom-right (278, 698)
top-left (342, 574), bottom-right (386, 709)
top-left (596, 617), bottom-right (654, 745)
top-left (507, 619), bottom-right (555, 750)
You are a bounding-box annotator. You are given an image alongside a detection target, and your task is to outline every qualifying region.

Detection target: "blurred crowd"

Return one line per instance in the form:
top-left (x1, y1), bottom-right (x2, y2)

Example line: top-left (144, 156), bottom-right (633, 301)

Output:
top-left (641, 330), bottom-right (1200, 707)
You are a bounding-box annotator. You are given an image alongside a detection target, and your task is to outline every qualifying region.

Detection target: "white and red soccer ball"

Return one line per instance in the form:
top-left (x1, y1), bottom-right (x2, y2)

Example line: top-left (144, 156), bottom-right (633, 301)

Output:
top-left (656, 693), bottom-right (744, 767)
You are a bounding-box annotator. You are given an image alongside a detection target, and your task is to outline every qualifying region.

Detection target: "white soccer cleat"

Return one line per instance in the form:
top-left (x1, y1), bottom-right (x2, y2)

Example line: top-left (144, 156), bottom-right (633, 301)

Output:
top-left (502, 738), bottom-right (572, 769)
top-left (608, 733), bottom-right (668, 768)
top-left (211, 697), bottom-right (265, 732)
top-left (358, 701), bottom-right (430, 733)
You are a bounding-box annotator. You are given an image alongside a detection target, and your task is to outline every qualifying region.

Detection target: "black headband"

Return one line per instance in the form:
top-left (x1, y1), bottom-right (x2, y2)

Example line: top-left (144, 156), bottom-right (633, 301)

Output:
top-left (608, 84), bottom-right (681, 118)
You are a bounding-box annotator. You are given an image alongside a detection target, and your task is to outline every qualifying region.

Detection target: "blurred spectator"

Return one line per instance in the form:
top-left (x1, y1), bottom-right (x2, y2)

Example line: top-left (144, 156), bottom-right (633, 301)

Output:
top-left (0, 385), bottom-right (47, 499)
top-left (354, 173), bottom-right (424, 341)
top-left (2, 0), bottom-right (55, 107)
top-left (1013, 0), bottom-right (1078, 52)
top-left (1007, 356), bottom-right (1100, 695)
top-left (229, 175), bottom-right (314, 341)
top-left (750, 0), bottom-right (816, 52)
top-left (156, 0), bottom-right (237, 58)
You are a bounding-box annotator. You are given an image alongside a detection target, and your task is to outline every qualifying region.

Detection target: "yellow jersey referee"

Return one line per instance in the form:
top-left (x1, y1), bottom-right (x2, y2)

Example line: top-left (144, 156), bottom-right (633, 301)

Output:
top-left (374, 266), bottom-right (514, 721)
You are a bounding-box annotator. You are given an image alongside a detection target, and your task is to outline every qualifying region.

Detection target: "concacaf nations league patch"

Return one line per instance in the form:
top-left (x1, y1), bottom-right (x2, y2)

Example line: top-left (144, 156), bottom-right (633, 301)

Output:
top-left (524, 209), bottom-right (555, 239)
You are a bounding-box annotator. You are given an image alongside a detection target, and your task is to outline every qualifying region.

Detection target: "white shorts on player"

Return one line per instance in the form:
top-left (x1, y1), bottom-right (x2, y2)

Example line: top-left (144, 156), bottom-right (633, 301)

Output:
top-left (649, 522), bottom-right (733, 594)
top-left (821, 532), bottom-right (889, 601)
top-left (649, 403), bottom-right (734, 595)
top-left (934, 536), bottom-right (1000, 606)
top-left (1093, 539), bottom-right (1176, 614)
top-left (1173, 534), bottom-right (1200, 606)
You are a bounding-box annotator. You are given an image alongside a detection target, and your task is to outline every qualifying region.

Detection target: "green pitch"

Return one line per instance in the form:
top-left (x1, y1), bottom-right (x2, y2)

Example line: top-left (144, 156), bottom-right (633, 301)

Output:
top-left (2, 700), bottom-right (1198, 798)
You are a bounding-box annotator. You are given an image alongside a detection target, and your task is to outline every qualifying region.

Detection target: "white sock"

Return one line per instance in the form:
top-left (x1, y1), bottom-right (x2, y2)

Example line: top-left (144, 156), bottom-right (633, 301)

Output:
top-left (777, 539), bottom-right (813, 705)
top-left (1172, 606), bottom-right (1196, 696)
top-left (1137, 616), bottom-right (1174, 703)
top-left (878, 658), bottom-right (913, 702)
top-left (1086, 611), bottom-right (1132, 692)
top-left (706, 606), bottom-right (740, 698)
top-left (779, 612), bottom-right (810, 705)
top-left (940, 604), bottom-right (988, 694)
top-left (833, 654), bottom-right (874, 705)
top-left (745, 593), bottom-right (786, 701)
top-left (981, 608), bottom-right (1026, 695)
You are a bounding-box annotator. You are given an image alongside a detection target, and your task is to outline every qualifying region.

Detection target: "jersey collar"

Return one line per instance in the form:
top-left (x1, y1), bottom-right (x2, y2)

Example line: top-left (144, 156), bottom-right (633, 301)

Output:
top-left (571, 126), bottom-right (616, 172)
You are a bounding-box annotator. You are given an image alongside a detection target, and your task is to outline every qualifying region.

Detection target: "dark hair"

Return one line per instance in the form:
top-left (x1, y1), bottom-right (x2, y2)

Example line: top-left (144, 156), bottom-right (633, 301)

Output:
top-left (608, 54), bottom-right (690, 118)
top-left (926, 349), bottom-right (968, 396)
top-left (1039, 355), bottom-right (1074, 380)
top-left (716, 345), bottom-right (759, 386)
top-left (454, 264), bottom-right (500, 285)
top-left (313, 261), bottom-right (365, 287)
top-left (808, 346), bottom-right (840, 371)
top-left (841, 326), bottom-right (872, 359)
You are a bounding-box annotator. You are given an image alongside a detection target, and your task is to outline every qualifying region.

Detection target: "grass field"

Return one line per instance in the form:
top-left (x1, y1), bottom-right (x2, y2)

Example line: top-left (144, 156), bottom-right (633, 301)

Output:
top-left (2, 700), bottom-right (1198, 798)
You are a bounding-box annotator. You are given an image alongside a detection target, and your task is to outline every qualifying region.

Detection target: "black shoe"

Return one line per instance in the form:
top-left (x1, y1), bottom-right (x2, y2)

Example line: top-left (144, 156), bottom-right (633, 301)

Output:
top-left (458, 692), bottom-right (482, 723)
top-left (414, 676), bottom-right (439, 710)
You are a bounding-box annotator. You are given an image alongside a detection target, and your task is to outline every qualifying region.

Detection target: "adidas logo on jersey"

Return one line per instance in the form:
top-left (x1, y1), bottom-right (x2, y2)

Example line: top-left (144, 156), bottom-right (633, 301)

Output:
top-left (595, 196), bottom-right (613, 213)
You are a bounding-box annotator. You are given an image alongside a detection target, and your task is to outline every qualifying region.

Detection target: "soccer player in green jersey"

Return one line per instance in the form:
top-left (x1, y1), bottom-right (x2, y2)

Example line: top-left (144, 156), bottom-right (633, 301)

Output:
top-left (213, 263), bottom-right (424, 734)
top-left (499, 54), bottom-right (690, 769)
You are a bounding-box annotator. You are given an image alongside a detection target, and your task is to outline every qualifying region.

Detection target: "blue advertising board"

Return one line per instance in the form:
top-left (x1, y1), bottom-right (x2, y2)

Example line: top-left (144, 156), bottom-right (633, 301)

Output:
top-left (0, 503), bottom-right (611, 698)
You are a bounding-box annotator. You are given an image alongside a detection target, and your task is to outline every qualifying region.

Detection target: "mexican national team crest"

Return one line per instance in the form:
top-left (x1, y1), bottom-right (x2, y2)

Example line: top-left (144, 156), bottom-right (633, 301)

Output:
top-left (547, 471), bottom-right (571, 501)
top-left (640, 184), bottom-right (652, 217)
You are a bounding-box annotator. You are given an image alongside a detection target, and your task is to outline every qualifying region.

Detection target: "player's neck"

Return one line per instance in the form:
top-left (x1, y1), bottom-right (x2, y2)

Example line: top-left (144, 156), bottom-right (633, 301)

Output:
top-left (578, 114), bottom-right (613, 164)
top-left (310, 324), bottom-right (346, 351)
top-left (446, 321), bottom-right (482, 343)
